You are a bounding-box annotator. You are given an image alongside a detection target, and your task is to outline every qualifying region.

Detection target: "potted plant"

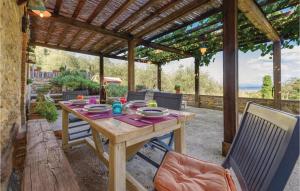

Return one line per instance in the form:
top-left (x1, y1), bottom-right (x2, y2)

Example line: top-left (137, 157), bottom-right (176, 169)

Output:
top-left (174, 84), bottom-right (181, 94)
top-left (27, 78), bottom-right (33, 85)
top-left (34, 99), bottom-right (58, 122)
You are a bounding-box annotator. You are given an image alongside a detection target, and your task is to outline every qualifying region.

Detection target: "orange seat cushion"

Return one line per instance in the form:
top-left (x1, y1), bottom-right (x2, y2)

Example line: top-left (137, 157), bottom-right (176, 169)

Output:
top-left (154, 151), bottom-right (237, 191)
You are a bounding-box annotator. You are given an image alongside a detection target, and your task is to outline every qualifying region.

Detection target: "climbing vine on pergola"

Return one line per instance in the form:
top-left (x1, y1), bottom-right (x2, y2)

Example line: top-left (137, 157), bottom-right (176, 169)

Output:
top-left (135, 0), bottom-right (299, 66)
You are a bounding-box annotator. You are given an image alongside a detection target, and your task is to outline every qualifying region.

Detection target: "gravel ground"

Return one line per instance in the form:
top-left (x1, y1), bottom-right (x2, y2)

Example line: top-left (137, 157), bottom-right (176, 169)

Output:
top-left (52, 107), bottom-right (299, 191)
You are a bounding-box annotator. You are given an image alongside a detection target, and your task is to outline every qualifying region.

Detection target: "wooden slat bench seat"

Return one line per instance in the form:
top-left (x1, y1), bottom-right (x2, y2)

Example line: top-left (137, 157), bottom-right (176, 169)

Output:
top-left (22, 119), bottom-right (80, 191)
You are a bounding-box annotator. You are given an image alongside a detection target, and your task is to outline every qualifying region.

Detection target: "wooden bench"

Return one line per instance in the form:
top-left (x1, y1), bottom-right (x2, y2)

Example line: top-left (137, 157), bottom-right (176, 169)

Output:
top-left (22, 119), bottom-right (80, 191)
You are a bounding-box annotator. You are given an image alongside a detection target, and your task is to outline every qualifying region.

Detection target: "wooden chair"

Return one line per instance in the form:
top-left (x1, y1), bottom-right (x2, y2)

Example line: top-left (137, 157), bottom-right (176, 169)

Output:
top-left (62, 90), bottom-right (91, 141)
top-left (154, 102), bottom-right (299, 191)
top-left (137, 92), bottom-right (183, 167)
top-left (127, 91), bottom-right (147, 102)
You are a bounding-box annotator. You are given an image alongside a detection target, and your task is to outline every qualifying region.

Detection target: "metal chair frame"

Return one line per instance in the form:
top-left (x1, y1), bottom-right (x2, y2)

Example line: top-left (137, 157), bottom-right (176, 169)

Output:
top-left (127, 91), bottom-right (147, 102)
top-left (137, 92), bottom-right (182, 167)
top-left (62, 90), bottom-right (91, 141)
top-left (154, 102), bottom-right (299, 191)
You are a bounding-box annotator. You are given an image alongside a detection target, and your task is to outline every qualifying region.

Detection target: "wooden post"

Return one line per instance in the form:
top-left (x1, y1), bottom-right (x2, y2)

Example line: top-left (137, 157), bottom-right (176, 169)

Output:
top-left (194, 57), bottom-right (200, 103)
top-left (99, 55), bottom-right (104, 87)
top-left (273, 41), bottom-right (281, 109)
top-left (222, 0), bottom-right (238, 156)
top-left (128, 40), bottom-right (135, 91)
top-left (157, 63), bottom-right (162, 91)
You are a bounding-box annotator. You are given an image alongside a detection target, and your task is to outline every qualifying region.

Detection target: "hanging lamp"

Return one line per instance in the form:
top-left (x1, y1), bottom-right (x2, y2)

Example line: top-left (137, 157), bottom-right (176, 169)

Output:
top-left (28, 0), bottom-right (51, 18)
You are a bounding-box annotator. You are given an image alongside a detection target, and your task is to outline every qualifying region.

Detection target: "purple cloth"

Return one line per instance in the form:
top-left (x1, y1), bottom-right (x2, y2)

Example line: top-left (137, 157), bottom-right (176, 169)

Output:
top-left (76, 109), bottom-right (113, 120)
top-left (114, 114), bottom-right (177, 128)
top-left (65, 103), bottom-right (86, 109)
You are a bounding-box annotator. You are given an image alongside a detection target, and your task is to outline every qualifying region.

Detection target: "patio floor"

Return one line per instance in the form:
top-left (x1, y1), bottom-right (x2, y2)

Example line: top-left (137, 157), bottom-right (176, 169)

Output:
top-left (51, 107), bottom-right (299, 191)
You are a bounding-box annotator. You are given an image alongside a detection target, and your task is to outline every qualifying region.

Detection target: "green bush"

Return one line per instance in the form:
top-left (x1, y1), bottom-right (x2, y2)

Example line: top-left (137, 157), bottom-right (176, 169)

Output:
top-left (106, 84), bottom-right (127, 97)
top-left (27, 78), bottom-right (33, 85)
top-left (34, 100), bottom-right (58, 122)
top-left (136, 84), bottom-right (146, 91)
top-left (174, 84), bottom-right (181, 90)
top-left (36, 84), bottom-right (51, 95)
top-left (50, 70), bottom-right (99, 93)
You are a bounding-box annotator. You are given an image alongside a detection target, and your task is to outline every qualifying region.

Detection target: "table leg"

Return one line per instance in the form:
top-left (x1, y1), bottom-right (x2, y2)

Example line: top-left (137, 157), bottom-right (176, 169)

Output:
top-left (174, 122), bottom-right (186, 154)
top-left (91, 128), bottom-right (109, 167)
top-left (62, 109), bottom-right (69, 150)
top-left (109, 141), bottom-right (126, 191)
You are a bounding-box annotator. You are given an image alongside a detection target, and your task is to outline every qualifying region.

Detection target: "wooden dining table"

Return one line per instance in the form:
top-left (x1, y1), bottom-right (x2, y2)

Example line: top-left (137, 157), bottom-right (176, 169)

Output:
top-left (59, 101), bottom-right (195, 191)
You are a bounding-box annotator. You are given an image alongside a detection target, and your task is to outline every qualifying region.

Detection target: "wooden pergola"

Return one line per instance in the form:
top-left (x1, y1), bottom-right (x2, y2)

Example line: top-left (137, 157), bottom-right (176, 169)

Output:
top-left (29, 0), bottom-right (298, 155)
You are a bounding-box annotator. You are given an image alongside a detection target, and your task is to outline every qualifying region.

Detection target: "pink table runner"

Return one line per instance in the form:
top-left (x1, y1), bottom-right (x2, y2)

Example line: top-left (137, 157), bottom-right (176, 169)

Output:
top-left (64, 103), bottom-right (86, 109)
top-left (114, 114), bottom-right (177, 128)
top-left (73, 108), bottom-right (113, 120)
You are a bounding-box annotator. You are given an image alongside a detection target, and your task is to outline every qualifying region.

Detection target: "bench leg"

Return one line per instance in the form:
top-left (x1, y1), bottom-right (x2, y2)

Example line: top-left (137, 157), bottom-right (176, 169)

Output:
top-left (62, 109), bottom-right (69, 150)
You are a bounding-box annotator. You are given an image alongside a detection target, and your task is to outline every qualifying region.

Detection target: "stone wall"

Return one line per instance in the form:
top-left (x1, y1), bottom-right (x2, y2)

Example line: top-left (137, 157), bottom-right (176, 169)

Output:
top-left (183, 94), bottom-right (300, 114)
top-left (0, 1), bottom-right (25, 189)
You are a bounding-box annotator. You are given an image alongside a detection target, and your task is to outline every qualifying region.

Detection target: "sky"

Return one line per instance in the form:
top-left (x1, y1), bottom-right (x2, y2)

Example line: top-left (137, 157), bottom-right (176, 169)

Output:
top-left (159, 46), bottom-right (300, 86)
top-left (69, 45), bottom-right (300, 86)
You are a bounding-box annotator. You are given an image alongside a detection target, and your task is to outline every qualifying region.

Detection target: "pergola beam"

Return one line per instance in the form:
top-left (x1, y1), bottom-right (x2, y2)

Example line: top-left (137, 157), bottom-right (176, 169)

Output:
top-left (102, 0), bottom-right (136, 28)
top-left (238, 0), bottom-right (280, 41)
top-left (135, 0), bottom-right (210, 38)
top-left (86, 0), bottom-right (110, 24)
top-left (31, 14), bottom-right (188, 56)
top-left (114, 0), bottom-right (159, 31)
top-left (139, 40), bottom-right (193, 57)
top-left (54, 0), bottom-right (63, 15)
top-left (148, 8), bottom-right (221, 42)
top-left (31, 14), bottom-right (131, 41)
top-left (78, 32), bottom-right (96, 50)
top-left (127, 0), bottom-right (180, 33)
top-left (72, 0), bottom-right (86, 18)
top-left (30, 42), bottom-right (148, 63)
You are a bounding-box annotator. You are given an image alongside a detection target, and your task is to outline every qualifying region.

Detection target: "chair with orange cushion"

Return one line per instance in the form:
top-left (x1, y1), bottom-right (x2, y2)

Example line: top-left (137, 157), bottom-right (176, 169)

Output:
top-left (154, 102), bottom-right (299, 191)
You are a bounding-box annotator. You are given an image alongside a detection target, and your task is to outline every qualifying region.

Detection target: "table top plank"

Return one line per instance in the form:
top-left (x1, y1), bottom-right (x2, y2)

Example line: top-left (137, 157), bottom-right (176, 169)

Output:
top-left (59, 101), bottom-right (195, 143)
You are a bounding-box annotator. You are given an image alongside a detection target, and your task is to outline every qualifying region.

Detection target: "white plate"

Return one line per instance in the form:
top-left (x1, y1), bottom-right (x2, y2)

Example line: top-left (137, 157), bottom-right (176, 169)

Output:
top-left (137, 107), bottom-right (169, 117)
top-left (84, 104), bottom-right (111, 112)
top-left (136, 111), bottom-right (169, 119)
top-left (69, 99), bottom-right (87, 105)
top-left (128, 100), bottom-right (147, 107)
top-left (82, 108), bottom-right (111, 113)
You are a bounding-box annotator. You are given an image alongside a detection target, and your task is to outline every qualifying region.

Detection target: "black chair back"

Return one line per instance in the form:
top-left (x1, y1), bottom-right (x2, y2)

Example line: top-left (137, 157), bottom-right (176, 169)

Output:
top-left (153, 92), bottom-right (182, 110)
top-left (62, 90), bottom-right (89, 101)
top-left (127, 91), bottom-right (146, 102)
top-left (223, 102), bottom-right (299, 191)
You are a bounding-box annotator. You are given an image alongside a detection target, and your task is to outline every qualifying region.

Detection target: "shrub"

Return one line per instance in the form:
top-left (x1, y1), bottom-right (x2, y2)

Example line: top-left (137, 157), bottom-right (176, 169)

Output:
top-left (106, 84), bottom-right (127, 97)
top-left (34, 100), bottom-right (58, 122)
top-left (174, 84), bottom-right (181, 90)
top-left (136, 84), bottom-right (146, 91)
top-left (27, 78), bottom-right (33, 85)
top-left (50, 70), bottom-right (99, 92)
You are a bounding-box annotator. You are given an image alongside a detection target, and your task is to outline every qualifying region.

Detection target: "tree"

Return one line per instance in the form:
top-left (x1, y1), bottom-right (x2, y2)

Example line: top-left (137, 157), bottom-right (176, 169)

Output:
top-left (261, 75), bottom-right (273, 99)
top-left (281, 78), bottom-right (300, 100)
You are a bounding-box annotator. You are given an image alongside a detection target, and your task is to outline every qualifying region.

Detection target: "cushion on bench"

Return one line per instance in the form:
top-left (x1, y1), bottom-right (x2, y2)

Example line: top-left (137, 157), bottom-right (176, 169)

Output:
top-left (154, 151), bottom-right (236, 191)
